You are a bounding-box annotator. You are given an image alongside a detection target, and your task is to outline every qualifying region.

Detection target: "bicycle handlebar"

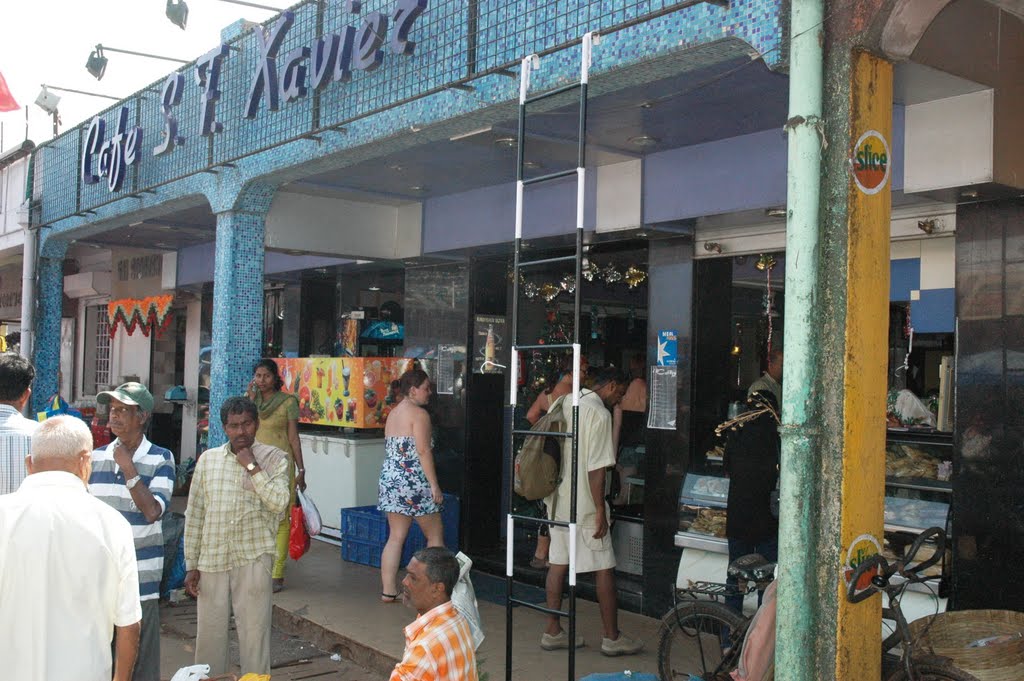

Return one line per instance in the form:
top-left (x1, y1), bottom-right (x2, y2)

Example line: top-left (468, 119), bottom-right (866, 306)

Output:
top-left (845, 526), bottom-right (946, 604)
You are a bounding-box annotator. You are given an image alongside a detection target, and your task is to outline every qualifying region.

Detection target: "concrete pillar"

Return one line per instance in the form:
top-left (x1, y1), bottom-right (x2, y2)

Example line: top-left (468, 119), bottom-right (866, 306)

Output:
top-left (31, 241), bottom-right (68, 414)
top-left (207, 208), bottom-right (267, 447)
top-left (776, 47), bottom-right (894, 677)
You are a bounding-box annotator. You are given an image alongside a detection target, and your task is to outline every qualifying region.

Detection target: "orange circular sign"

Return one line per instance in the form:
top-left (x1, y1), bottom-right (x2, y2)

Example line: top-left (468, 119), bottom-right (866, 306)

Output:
top-left (851, 130), bottom-right (891, 195)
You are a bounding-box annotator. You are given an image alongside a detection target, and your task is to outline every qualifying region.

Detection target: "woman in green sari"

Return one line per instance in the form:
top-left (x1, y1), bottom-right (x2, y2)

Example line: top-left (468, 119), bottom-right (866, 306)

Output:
top-left (247, 359), bottom-right (307, 592)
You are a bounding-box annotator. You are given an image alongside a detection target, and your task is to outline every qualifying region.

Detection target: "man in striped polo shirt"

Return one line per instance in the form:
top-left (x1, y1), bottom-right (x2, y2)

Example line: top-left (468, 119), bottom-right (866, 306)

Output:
top-left (89, 382), bottom-right (176, 681)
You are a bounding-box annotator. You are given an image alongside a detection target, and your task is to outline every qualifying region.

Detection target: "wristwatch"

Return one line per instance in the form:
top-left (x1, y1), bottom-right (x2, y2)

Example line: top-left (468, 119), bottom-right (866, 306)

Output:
top-left (125, 475), bottom-right (142, 490)
top-left (245, 461), bottom-right (259, 473)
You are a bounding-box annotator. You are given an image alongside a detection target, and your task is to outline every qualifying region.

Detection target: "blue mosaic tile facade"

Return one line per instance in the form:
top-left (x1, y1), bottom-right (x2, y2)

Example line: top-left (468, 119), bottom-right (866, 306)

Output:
top-left (206, 201), bottom-right (270, 447)
top-left (32, 253), bottom-right (69, 414)
top-left (33, 0), bottom-right (783, 229)
top-left (31, 0), bottom-right (784, 423)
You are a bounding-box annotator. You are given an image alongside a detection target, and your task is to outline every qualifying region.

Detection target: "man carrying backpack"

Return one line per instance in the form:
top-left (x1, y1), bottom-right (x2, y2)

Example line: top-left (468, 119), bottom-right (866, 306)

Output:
top-left (539, 367), bottom-right (643, 656)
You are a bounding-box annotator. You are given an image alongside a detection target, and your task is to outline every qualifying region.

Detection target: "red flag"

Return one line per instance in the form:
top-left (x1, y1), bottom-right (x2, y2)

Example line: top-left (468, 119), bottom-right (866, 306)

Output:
top-left (0, 71), bottom-right (19, 112)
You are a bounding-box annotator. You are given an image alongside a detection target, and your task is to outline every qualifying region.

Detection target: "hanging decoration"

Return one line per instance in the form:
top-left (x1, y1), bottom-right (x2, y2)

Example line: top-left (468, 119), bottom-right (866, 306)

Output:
top-left (756, 253), bottom-right (778, 354)
top-left (624, 266), bottom-right (647, 289)
top-left (601, 265), bottom-right (623, 284)
top-left (107, 295), bottom-right (175, 338)
top-left (513, 259), bottom-right (648, 305)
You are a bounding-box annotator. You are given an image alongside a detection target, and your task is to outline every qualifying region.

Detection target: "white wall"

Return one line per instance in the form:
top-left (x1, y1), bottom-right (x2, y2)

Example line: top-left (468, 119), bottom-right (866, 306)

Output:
top-left (111, 326), bottom-right (152, 387)
top-left (265, 192), bottom-right (422, 259)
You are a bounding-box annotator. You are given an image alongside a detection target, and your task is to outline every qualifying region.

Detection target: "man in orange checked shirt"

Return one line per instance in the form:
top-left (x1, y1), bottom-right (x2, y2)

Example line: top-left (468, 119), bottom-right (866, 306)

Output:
top-left (390, 547), bottom-right (478, 681)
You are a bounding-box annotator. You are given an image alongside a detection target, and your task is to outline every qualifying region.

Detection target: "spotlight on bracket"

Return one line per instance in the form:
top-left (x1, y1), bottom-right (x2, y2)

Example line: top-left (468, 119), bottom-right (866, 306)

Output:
top-left (85, 46), bottom-right (108, 80)
top-left (166, 0), bottom-right (189, 29)
top-left (703, 241), bottom-right (723, 254)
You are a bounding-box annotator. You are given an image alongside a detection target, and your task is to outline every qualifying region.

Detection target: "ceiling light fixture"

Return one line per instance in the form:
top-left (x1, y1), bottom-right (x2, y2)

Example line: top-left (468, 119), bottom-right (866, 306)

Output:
top-left (494, 136), bottom-right (516, 148)
top-left (639, 101), bottom-right (655, 109)
top-left (628, 135), bottom-right (658, 147)
top-left (765, 207), bottom-right (787, 218)
top-left (449, 126), bottom-right (493, 141)
top-left (368, 285), bottom-right (381, 292)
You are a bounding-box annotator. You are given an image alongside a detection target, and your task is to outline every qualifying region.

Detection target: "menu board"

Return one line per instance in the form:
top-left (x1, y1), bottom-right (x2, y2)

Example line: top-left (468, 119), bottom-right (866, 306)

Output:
top-left (273, 357), bottom-right (415, 428)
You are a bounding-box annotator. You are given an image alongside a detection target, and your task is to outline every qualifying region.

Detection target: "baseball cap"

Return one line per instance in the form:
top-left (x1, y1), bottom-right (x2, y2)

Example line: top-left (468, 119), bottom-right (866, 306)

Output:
top-left (97, 382), bottom-right (154, 413)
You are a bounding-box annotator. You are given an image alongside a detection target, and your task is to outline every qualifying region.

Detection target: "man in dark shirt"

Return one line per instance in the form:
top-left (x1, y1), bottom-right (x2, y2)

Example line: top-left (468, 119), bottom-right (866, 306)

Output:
top-left (722, 390), bottom-right (780, 614)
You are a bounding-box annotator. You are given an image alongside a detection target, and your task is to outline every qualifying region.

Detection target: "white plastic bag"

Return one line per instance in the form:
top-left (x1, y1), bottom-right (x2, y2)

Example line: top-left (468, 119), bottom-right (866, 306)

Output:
top-left (297, 488), bottom-right (322, 537)
top-left (169, 664), bottom-right (210, 681)
top-left (451, 551), bottom-right (485, 650)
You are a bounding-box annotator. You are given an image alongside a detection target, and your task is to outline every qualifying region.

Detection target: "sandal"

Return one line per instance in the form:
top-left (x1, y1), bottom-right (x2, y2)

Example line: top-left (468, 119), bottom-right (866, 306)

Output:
top-left (381, 593), bottom-right (400, 603)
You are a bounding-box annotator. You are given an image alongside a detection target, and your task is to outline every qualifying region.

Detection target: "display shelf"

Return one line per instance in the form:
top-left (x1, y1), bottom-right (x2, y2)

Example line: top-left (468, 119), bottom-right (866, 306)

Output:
top-left (885, 477), bottom-right (952, 494)
top-left (674, 530), bottom-right (728, 553)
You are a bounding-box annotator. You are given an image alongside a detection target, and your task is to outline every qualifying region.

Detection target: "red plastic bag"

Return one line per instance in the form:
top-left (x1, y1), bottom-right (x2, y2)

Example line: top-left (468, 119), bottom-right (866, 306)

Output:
top-left (289, 506), bottom-right (310, 560)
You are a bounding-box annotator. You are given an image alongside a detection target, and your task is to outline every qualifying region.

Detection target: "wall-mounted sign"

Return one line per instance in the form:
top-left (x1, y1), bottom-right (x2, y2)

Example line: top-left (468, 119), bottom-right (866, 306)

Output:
top-left (850, 130), bottom-right (890, 195)
top-left (843, 533), bottom-right (882, 592)
top-left (0, 270), bottom-right (22, 318)
top-left (81, 0), bottom-right (427, 194)
top-left (111, 251), bottom-right (165, 298)
top-left (657, 329), bottom-right (678, 366)
top-left (474, 314), bottom-right (506, 374)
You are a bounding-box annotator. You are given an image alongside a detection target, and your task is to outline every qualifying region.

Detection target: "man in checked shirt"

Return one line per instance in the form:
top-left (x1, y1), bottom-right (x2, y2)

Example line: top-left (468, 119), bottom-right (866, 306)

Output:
top-left (391, 546), bottom-right (478, 681)
top-left (184, 396), bottom-right (290, 676)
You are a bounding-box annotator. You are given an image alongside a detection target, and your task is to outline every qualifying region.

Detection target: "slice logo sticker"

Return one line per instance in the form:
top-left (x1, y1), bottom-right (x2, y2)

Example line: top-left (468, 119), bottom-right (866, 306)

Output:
top-left (844, 533), bottom-right (882, 591)
top-left (850, 130), bottom-right (891, 195)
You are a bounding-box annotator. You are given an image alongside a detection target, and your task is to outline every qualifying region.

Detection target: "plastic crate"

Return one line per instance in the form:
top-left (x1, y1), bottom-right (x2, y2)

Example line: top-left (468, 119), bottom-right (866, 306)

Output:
top-left (341, 504), bottom-right (388, 543)
top-left (339, 494), bottom-right (460, 568)
top-left (340, 536), bottom-right (382, 568)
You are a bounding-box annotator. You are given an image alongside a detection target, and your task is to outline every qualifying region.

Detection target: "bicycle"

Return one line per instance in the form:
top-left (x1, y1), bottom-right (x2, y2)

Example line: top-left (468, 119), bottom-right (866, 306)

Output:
top-left (847, 526), bottom-right (978, 681)
top-left (657, 552), bottom-right (776, 680)
top-left (659, 527), bottom-right (977, 681)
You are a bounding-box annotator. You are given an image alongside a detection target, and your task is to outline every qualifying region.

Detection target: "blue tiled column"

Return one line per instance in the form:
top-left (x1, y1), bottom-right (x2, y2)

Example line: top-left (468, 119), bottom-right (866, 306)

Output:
top-left (207, 208), bottom-right (267, 447)
top-left (32, 242), bottom-right (68, 414)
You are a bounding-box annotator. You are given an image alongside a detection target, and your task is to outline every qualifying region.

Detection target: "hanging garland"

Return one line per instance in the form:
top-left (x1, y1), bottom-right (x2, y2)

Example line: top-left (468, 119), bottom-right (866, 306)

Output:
top-left (511, 261), bottom-right (648, 303)
top-left (756, 253), bottom-right (777, 354)
top-left (108, 295), bottom-right (175, 338)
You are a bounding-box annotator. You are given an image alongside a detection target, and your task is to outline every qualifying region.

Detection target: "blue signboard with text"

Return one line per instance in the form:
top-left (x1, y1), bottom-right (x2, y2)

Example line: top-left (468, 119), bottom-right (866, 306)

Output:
top-left (657, 330), bottom-right (677, 366)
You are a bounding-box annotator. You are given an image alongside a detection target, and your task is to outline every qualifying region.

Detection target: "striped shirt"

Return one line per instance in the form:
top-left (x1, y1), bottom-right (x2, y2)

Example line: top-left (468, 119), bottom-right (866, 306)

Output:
top-left (89, 437), bottom-right (176, 601)
top-left (0, 404), bottom-right (38, 495)
top-left (185, 442), bottom-right (290, 573)
top-left (390, 601), bottom-right (478, 681)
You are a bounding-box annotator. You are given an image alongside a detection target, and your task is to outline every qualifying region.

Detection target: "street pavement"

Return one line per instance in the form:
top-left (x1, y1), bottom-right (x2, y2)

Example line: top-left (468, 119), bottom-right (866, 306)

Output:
top-left (159, 598), bottom-right (388, 680)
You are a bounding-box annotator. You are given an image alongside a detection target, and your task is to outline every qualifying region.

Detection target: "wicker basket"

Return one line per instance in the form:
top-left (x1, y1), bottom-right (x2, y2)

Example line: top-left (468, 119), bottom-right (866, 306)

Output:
top-left (908, 610), bottom-right (1024, 681)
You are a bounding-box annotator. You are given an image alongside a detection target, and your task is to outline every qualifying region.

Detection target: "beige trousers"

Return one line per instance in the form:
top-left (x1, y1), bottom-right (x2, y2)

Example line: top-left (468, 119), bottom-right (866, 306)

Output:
top-left (194, 553), bottom-right (273, 676)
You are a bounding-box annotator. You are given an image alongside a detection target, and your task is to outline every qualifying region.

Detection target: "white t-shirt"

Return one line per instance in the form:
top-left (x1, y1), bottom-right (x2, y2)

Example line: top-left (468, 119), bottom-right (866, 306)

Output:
top-left (547, 390), bottom-right (616, 524)
top-left (0, 471), bottom-right (142, 681)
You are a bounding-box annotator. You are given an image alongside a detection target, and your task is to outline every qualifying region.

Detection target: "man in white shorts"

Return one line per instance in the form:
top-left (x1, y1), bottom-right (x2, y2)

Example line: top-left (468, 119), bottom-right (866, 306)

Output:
top-left (540, 367), bottom-right (643, 656)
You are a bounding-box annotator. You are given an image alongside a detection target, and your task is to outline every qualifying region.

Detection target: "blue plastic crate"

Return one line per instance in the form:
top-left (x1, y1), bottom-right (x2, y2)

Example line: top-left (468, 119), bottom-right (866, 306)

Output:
top-left (339, 494), bottom-right (460, 568)
top-left (340, 536), bottom-right (382, 568)
top-left (341, 504), bottom-right (388, 543)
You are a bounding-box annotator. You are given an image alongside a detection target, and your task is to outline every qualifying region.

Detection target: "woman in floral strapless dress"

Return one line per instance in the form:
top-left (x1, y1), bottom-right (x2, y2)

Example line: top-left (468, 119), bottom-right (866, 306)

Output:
top-left (377, 369), bottom-right (444, 602)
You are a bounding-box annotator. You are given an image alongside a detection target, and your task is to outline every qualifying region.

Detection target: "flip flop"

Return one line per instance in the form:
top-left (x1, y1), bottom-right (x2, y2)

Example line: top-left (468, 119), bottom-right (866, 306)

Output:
top-left (381, 593), bottom-right (400, 603)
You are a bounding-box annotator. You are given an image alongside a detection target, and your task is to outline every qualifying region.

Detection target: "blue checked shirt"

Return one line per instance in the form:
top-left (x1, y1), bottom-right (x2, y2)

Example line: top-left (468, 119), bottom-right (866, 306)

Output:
top-left (0, 405), bottom-right (39, 495)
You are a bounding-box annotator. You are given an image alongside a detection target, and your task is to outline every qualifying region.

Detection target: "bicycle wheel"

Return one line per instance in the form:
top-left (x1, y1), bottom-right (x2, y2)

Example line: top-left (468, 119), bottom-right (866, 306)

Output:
top-left (658, 601), bottom-right (747, 681)
top-left (886, 657), bottom-right (981, 681)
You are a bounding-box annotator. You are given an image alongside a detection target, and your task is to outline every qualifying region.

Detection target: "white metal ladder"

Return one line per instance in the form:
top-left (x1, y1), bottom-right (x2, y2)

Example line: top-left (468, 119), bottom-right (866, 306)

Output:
top-left (505, 31), bottom-right (596, 681)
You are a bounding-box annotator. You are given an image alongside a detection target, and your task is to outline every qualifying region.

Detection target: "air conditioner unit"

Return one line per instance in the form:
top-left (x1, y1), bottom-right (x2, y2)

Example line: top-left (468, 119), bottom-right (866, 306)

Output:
top-left (63, 271), bottom-right (111, 298)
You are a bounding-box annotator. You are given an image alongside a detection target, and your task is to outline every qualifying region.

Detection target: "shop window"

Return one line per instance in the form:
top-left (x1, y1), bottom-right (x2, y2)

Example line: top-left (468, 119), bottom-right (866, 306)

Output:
top-left (82, 304), bottom-right (111, 395)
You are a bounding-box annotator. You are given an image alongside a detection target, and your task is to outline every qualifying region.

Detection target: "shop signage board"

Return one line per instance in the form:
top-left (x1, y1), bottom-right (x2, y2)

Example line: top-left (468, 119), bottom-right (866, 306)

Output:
top-left (0, 268), bottom-right (22, 319)
top-left (81, 0), bottom-right (427, 194)
top-left (111, 250), bottom-right (165, 299)
top-left (850, 130), bottom-right (891, 195)
top-left (274, 356), bottom-right (414, 428)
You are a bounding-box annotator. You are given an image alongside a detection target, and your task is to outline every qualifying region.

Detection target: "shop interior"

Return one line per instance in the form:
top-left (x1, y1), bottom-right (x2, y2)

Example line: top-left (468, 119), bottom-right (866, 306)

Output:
top-left (683, 252), bottom-right (956, 589)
